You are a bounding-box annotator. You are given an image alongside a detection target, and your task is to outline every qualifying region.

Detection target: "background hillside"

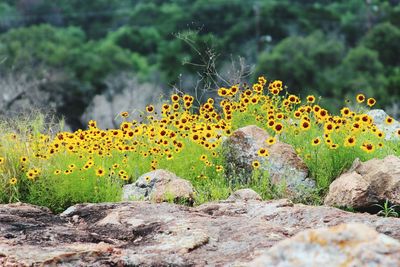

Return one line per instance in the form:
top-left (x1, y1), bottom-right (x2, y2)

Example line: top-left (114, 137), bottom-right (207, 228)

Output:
top-left (0, 0), bottom-right (399, 129)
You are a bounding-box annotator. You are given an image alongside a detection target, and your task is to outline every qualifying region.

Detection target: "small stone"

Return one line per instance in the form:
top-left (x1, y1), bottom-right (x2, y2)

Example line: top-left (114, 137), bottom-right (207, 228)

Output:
top-left (72, 215), bottom-right (79, 223)
top-left (60, 206), bottom-right (77, 217)
top-left (227, 189), bottom-right (262, 202)
top-left (122, 169), bottom-right (195, 205)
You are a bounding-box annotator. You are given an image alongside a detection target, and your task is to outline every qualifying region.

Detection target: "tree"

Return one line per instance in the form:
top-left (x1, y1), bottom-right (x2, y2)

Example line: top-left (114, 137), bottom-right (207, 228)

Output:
top-left (106, 26), bottom-right (161, 56)
top-left (362, 22), bottom-right (400, 67)
top-left (253, 31), bottom-right (345, 96)
top-left (328, 46), bottom-right (387, 106)
top-left (0, 24), bottom-right (150, 129)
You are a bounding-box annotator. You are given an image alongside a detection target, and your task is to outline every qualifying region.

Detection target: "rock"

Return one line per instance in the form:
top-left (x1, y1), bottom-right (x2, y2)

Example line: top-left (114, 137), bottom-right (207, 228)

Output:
top-left (367, 109), bottom-right (400, 140)
top-left (122, 169), bottom-right (194, 204)
top-left (324, 155), bottom-right (400, 209)
top-left (227, 188), bottom-right (262, 201)
top-left (223, 125), bottom-right (315, 196)
top-left (244, 223), bottom-right (400, 267)
top-left (2, 200), bottom-right (400, 266)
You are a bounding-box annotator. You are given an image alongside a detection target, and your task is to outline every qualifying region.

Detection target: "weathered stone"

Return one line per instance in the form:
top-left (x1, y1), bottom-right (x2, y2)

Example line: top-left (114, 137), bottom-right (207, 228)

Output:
top-left (223, 125), bottom-right (315, 196)
top-left (325, 155), bottom-right (400, 209)
top-left (227, 188), bottom-right (262, 201)
top-left (2, 200), bottom-right (400, 266)
top-left (244, 223), bottom-right (400, 267)
top-left (367, 109), bottom-right (400, 140)
top-left (122, 169), bottom-right (194, 204)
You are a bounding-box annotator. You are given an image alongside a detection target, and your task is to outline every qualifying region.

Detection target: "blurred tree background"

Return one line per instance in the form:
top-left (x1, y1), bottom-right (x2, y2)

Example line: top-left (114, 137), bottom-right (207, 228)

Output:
top-left (0, 0), bottom-right (399, 129)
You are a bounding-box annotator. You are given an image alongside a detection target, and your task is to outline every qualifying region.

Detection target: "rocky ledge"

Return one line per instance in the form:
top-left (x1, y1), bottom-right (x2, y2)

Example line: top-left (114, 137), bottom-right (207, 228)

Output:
top-left (1, 199), bottom-right (400, 266)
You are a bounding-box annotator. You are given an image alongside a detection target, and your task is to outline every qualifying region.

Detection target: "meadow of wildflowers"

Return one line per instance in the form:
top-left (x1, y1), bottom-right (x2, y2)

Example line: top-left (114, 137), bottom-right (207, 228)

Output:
top-left (0, 76), bottom-right (399, 212)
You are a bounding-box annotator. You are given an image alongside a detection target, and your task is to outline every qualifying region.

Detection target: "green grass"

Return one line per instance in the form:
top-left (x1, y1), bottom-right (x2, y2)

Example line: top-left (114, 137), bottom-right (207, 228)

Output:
top-left (0, 92), bottom-right (399, 213)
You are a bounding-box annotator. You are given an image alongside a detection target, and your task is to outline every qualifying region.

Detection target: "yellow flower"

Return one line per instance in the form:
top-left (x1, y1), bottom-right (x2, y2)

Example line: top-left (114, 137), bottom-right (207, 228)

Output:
top-left (218, 87), bottom-right (229, 97)
top-left (68, 164), bottom-right (76, 169)
top-left (216, 165), bottom-right (224, 172)
top-left (257, 148), bottom-right (269, 157)
top-left (288, 94), bottom-right (297, 103)
top-left (20, 156), bottom-right (28, 164)
top-left (96, 167), bottom-right (105, 177)
top-left (112, 163), bottom-right (120, 169)
top-left (329, 143), bottom-right (339, 150)
top-left (88, 120), bottom-right (97, 129)
top-left (54, 170), bottom-right (62, 175)
top-left (171, 94), bottom-right (180, 102)
top-left (26, 170), bottom-right (36, 180)
top-left (385, 116), bottom-right (394, 125)
top-left (300, 120), bottom-right (311, 131)
top-left (324, 122), bottom-right (334, 133)
top-left (9, 177), bottom-right (17, 185)
top-left (252, 160), bottom-right (260, 169)
top-left (266, 137), bottom-right (276, 146)
top-left (311, 138), bottom-right (321, 146)
top-left (361, 142), bottom-right (375, 153)
top-left (340, 107), bottom-right (351, 117)
top-left (344, 136), bottom-right (356, 147)
top-left (197, 174), bottom-right (208, 179)
top-left (356, 94), bottom-right (365, 103)
top-left (120, 111), bottom-right (129, 118)
top-left (0, 157), bottom-right (4, 164)
top-left (306, 95), bottom-right (315, 103)
top-left (274, 123), bottom-right (284, 134)
top-left (367, 98), bottom-right (376, 107)
top-left (146, 105), bottom-right (155, 113)
top-left (376, 131), bottom-right (384, 139)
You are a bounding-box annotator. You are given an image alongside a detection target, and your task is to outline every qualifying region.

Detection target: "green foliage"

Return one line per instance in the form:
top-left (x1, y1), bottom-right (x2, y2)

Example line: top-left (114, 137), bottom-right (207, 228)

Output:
top-left (330, 46), bottom-right (387, 103)
top-left (107, 26), bottom-right (161, 56)
top-left (0, 24), bottom-right (85, 70)
top-left (373, 199), bottom-right (399, 218)
top-left (362, 22), bottom-right (400, 67)
top-left (253, 31), bottom-right (345, 96)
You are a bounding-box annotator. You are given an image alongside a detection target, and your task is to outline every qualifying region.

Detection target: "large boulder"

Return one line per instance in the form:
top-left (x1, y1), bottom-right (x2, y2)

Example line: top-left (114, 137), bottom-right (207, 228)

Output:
top-left (223, 125), bottom-right (315, 196)
top-left (2, 200), bottom-right (400, 266)
top-left (122, 169), bottom-right (194, 204)
top-left (245, 223), bottom-right (400, 267)
top-left (324, 155), bottom-right (400, 209)
top-left (367, 109), bottom-right (400, 140)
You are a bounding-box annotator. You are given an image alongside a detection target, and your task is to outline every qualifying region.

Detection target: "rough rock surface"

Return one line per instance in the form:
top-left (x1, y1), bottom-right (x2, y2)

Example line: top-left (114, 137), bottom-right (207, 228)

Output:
top-left (325, 155), bottom-right (400, 208)
top-left (227, 188), bottom-right (262, 201)
top-left (244, 223), bottom-right (400, 267)
top-left (122, 169), bottom-right (194, 204)
top-left (367, 109), bottom-right (400, 140)
top-left (223, 125), bottom-right (315, 196)
top-left (2, 200), bottom-right (400, 266)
